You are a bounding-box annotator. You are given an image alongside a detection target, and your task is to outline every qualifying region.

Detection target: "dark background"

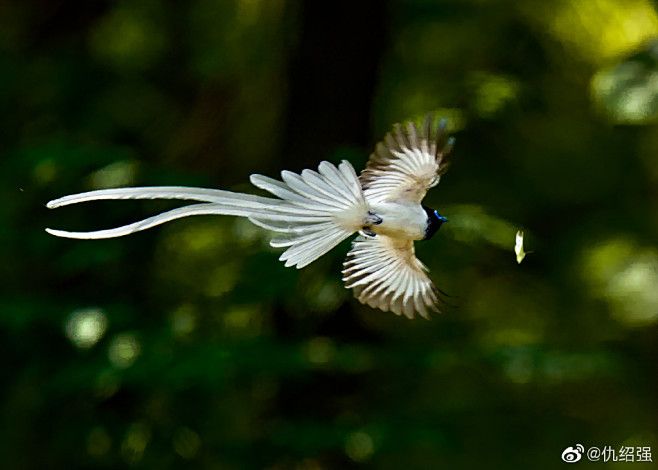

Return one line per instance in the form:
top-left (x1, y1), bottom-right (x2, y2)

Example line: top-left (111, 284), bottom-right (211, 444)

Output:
top-left (2, 0), bottom-right (658, 468)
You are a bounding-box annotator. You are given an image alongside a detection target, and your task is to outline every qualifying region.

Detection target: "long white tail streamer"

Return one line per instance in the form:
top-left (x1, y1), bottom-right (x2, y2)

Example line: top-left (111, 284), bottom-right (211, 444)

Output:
top-left (46, 160), bottom-right (368, 269)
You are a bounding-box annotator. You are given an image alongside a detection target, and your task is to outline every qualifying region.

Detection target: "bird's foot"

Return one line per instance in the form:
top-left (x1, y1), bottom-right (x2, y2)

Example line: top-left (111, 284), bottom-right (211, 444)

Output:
top-left (364, 211), bottom-right (383, 225)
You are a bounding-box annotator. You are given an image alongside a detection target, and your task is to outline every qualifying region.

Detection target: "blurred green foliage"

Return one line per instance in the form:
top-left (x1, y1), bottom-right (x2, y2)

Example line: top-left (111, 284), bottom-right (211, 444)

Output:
top-left (2, 0), bottom-right (658, 469)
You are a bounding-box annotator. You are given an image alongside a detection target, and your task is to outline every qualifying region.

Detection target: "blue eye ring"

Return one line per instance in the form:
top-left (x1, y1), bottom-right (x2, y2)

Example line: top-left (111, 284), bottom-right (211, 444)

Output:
top-left (434, 210), bottom-right (448, 223)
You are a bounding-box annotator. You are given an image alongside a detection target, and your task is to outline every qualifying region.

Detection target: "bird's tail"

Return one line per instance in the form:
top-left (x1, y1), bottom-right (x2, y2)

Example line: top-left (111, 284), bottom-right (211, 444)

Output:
top-left (46, 161), bottom-right (368, 269)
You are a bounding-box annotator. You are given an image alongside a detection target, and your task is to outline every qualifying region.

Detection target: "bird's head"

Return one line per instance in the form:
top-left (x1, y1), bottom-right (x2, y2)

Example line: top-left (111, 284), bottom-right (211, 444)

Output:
top-left (422, 206), bottom-right (448, 241)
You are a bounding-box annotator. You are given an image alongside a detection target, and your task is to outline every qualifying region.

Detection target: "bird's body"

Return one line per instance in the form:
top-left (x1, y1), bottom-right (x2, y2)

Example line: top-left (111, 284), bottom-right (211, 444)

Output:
top-left (367, 201), bottom-right (428, 240)
top-left (46, 114), bottom-right (455, 319)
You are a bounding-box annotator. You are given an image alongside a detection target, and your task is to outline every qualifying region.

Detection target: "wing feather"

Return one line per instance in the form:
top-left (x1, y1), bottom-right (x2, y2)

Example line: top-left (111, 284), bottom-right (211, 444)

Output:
top-left (360, 114), bottom-right (455, 204)
top-left (342, 235), bottom-right (443, 319)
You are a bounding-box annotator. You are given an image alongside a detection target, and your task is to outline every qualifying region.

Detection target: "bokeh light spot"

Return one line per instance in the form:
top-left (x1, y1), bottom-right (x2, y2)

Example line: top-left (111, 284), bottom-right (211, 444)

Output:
top-left (90, 160), bottom-right (137, 190)
top-left (33, 158), bottom-right (57, 184)
top-left (523, 0), bottom-right (658, 64)
top-left (591, 47), bottom-right (658, 124)
top-left (305, 280), bottom-right (345, 312)
top-left (581, 237), bottom-right (658, 326)
top-left (64, 307), bottom-right (108, 349)
top-left (121, 422), bottom-right (151, 466)
top-left (224, 306), bottom-right (258, 332)
top-left (170, 304), bottom-right (197, 337)
top-left (306, 337), bottom-right (334, 366)
top-left (108, 333), bottom-right (141, 369)
top-left (172, 426), bottom-right (201, 460)
top-left (90, 7), bottom-right (167, 71)
top-left (470, 72), bottom-right (520, 119)
top-left (345, 431), bottom-right (375, 462)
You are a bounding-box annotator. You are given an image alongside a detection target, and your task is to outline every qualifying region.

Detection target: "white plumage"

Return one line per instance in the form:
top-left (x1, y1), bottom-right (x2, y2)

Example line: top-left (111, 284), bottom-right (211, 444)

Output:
top-left (343, 236), bottom-right (440, 319)
top-left (46, 114), bottom-right (455, 319)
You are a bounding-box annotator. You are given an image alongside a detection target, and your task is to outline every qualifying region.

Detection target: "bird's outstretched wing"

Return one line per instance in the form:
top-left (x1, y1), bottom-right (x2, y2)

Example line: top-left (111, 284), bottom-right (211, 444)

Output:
top-left (360, 114), bottom-right (454, 204)
top-left (342, 235), bottom-right (443, 319)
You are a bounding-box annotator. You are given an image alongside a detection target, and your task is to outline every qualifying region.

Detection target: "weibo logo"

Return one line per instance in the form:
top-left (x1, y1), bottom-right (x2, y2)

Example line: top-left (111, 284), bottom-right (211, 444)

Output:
top-left (561, 444), bottom-right (585, 463)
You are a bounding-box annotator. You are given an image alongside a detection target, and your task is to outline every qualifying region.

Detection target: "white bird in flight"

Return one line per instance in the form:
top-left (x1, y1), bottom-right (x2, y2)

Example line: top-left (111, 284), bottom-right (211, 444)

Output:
top-left (46, 114), bottom-right (455, 319)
